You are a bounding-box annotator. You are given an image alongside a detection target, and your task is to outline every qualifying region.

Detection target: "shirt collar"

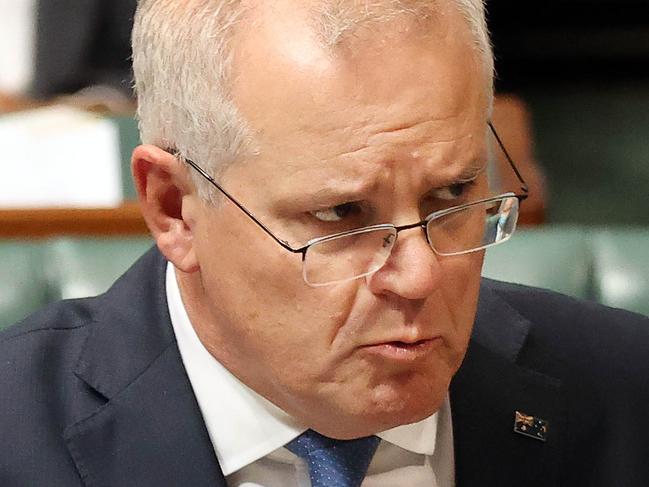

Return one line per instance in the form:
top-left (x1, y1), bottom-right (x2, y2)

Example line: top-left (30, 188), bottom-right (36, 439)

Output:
top-left (166, 263), bottom-right (442, 475)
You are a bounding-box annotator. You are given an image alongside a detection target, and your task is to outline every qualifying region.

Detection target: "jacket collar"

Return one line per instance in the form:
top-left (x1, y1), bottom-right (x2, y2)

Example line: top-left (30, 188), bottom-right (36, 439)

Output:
top-left (64, 247), bottom-right (227, 487)
top-left (450, 280), bottom-right (564, 487)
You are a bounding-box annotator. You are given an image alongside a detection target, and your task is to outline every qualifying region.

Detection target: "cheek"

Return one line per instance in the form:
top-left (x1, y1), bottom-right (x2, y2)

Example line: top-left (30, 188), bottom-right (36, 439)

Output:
top-left (196, 213), bottom-right (359, 368)
top-left (436, 252), bottom-right (483, 346)
top-left (440, 249), bottom-right (482, 304)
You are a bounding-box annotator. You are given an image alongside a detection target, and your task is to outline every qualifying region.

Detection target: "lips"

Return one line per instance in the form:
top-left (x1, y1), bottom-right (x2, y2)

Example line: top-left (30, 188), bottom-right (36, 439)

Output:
top-left (367, 334), bottom-right (441, 347)
top-left (360, 337), bottom-right (442, 361)
top-left (385, 339), bottom-right (431, 348)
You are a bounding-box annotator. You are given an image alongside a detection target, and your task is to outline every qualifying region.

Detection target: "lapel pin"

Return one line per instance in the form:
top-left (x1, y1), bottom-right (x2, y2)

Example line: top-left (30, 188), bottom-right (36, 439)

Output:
top-left (514, 411), bottom-right (549, 442)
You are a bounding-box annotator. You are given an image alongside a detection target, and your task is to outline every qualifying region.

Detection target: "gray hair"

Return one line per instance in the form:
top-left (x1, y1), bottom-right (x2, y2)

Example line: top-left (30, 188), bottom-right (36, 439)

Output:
top-left (132, 0), bottom-right (493, 200)
top-left (133, 0), bottom-right (252, 200)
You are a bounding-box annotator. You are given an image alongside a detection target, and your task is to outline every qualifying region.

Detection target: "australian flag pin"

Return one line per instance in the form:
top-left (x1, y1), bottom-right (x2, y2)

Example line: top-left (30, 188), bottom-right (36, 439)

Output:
top-left (514, 411), bottom-right (549, 442)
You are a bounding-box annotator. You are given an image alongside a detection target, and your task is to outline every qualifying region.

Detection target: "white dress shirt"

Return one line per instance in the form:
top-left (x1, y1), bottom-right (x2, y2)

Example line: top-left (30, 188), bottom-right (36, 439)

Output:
top-left (166, 263), bottom-right (455, 486)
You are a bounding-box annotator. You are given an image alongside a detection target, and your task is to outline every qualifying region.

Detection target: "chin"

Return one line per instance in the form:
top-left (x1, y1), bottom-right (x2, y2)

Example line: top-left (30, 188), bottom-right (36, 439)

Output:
top-left (353, 378), bottom-right (449, 434)
top-left (382, 393), bottom-right (444, 427)
top-left (291, 360), bottom-right (454, 439)
top-left (307, 381), bottom-right (444, 439)
top-left (342, 402), bottom-right (441, 439)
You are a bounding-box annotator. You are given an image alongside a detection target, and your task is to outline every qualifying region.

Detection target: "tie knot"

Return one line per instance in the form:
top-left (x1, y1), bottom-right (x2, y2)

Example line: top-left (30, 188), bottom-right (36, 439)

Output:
top-left (286, 430), bottom-right (381, 487)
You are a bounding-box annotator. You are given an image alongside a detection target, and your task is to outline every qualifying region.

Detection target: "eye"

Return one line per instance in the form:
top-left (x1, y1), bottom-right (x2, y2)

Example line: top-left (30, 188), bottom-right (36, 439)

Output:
top-left (431, 181), bottom-right (473, 201)
top-left (310, 202), bottom-right (362, 222)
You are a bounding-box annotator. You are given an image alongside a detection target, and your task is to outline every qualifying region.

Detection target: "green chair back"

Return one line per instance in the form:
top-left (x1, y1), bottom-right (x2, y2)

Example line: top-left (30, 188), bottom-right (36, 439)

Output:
top-left (0, 242), bottom-right (49, 329)
top-left (482, 226), bottom-right (593, 300)
top-left (46, 237), bottom-right (153, 300)
top-left (592, 229), bottom-right (649, 316)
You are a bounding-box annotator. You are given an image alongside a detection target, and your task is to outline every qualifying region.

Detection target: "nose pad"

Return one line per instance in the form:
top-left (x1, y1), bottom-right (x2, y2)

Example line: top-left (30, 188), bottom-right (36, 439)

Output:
top-left (382, 232), bottom-right (396, 249)
top-left (366, 226), bottom-right (441, 299)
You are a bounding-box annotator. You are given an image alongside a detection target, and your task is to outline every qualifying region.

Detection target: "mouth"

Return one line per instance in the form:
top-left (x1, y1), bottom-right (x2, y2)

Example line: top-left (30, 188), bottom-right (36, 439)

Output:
top-left (360, 337), bottom-right (442, 361)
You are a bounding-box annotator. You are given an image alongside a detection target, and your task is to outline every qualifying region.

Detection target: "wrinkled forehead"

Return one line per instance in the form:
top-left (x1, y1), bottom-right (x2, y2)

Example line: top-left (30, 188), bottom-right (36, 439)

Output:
top-left (219, 0), bottom-right (492, 206)
top-left (231, 0), bottom-right (489, 144)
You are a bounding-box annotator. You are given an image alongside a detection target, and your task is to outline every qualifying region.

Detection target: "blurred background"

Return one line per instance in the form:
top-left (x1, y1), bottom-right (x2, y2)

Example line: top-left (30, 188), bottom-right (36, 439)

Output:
top-left (0, 0), bottom-right (647, 328)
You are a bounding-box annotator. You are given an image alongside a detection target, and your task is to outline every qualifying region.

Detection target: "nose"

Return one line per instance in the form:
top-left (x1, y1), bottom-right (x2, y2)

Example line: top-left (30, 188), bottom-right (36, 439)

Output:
top-left (366, 226), bottom-right (442, 300)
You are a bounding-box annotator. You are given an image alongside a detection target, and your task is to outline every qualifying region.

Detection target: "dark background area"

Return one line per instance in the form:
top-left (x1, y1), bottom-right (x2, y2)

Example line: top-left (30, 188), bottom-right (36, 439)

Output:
top-left (488, 0), bottom-right (649, 225)
top-left (489, 0), bottom-right (649, 91)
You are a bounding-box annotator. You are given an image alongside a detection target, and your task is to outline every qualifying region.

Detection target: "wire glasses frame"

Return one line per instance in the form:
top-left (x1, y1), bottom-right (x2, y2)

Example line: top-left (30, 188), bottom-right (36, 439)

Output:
top-left (178, 122), bottom-right (529, 286)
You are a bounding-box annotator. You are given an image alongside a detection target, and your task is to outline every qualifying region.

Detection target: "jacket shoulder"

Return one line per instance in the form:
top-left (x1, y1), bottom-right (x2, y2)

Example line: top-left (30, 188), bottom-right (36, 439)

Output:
top-left (0, 298), bottom-right (100, 484)
top-left (482, 279), bottom-right (649, 485)
top-left (482, 278), bottom-right (649, 388)
top-left (0, 247), bottom-right (166, 484)
top-left (484, 278), bottom-right (648, 329)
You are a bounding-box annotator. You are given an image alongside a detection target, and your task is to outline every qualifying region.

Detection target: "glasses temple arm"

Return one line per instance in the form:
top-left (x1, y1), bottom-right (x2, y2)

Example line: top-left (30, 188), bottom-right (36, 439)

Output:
top-left (488, 121), bottom-right (529, 198)
top-left (182, 157), bottom-right (301, 253)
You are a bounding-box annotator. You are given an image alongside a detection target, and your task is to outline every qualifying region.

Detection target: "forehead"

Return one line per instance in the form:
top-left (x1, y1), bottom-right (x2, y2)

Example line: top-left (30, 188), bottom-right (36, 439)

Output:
top-left (228, 0), bottom-right (489, 190)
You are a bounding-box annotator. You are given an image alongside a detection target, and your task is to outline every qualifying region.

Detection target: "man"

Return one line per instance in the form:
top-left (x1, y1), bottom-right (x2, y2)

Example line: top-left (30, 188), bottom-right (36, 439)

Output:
top-left (1, 1), bottom-right (648, 486)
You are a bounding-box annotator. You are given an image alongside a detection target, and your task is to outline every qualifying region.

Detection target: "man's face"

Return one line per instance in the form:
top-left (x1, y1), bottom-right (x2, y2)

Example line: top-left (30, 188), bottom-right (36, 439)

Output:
top-left (182, 2), bottom-right (490, 438)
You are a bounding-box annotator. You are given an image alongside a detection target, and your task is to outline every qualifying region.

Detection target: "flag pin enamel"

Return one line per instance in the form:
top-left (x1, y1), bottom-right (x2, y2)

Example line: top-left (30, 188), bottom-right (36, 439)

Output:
top-left (514, 411), bottom-right (548, 442)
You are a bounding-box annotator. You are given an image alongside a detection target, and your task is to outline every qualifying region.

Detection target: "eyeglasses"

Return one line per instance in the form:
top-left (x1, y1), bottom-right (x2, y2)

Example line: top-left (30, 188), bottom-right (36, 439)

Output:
top-left (178, 122), bottom-right (528, 286)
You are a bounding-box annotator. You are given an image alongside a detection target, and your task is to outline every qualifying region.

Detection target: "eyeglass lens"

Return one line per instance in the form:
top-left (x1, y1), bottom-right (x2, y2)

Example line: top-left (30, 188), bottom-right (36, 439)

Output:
top-left (303, 196), bottom-right (519, 286)
top-left (303, 227), bottom-right (398, 286)
top-left (429, 196), bottom-right (519, 255)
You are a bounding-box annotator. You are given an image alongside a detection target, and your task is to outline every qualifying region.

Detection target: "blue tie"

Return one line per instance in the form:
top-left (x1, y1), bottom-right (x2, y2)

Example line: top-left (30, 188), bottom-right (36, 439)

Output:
top-left (286, 429), bottom-right (381, 487)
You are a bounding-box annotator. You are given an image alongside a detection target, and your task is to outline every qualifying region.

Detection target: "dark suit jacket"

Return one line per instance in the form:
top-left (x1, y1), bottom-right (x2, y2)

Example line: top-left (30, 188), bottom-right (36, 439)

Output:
top-left (1, 247), bottom-right (648, 486)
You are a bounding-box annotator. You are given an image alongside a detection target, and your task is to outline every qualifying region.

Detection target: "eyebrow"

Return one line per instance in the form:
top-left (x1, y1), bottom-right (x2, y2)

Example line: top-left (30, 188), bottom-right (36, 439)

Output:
top-left (273, 157), bottom-right (489, 211)
top-left (278, 179), bottom-right (379, 210)
top-left (411, 157), bottom-right (488, 196)
top-left (441, 159), bottom-right (488, 185)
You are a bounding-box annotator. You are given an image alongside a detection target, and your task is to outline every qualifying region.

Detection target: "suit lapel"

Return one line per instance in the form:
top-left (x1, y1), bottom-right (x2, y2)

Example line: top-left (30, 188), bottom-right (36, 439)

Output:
top-left (450, 281), bottom-right (565, 487)
top-left (63, 248), bottom-right (226, 487)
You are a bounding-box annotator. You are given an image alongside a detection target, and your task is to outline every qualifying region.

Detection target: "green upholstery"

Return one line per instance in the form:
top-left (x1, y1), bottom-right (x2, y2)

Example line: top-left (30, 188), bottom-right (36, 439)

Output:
top-left (0, 237), bottom-right (152, 330)
top-left (592, 230), bottom-right (649, 316)
top-left (111, 116), bottom-right (141, 200)
top-left (482, 226), bottom-right (648, 317)
top-left (482, 227), bottom-right (593, 300)
top-left (46, 238), bottom-right (153, 300)
top-left (0, 242), bottom-right (49, 329)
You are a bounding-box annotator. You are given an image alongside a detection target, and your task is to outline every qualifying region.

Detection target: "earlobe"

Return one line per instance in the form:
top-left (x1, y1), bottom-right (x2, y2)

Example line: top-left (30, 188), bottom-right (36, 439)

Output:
top-left (156, 217), bottom-right (200, 273)
top-left (131, 145), bottom-right (200, 273)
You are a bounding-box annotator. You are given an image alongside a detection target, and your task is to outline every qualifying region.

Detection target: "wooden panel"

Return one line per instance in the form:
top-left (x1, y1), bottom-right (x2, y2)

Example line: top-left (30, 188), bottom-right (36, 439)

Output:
top-left (0, 93), bottom-right (46, 114)
top-left (0, 201), bottom-right (149, 238)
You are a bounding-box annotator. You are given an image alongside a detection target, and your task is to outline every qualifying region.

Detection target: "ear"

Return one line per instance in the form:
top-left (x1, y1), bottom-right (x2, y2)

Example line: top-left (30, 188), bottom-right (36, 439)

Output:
top-left (131, 145), bottom-right (200, 273)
